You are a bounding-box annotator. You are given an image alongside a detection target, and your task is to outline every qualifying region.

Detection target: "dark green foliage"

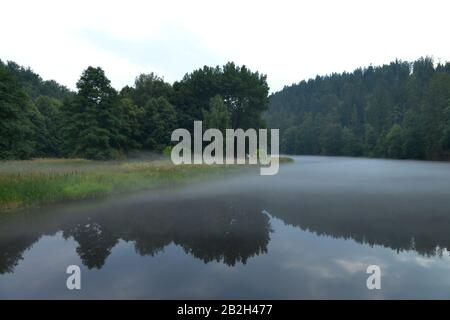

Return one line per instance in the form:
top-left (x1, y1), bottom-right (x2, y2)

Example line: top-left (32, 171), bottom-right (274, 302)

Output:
top-left (173, 62), bottom-right (269, 130)
top-left (221, 62), bottom-right (269, 130)
top-left (34, 96), bottom-right (63, 156)
top-left (2, 55), bottom-right (449, 162)
top-left (1, 59), bottom-right (270, 160)
top-left (440, 105), bottom-right (450, 159)
top-left (1, 60), bottom-right (71, 100)
top-left (203, 95), bottom-right (231, 132)
top-left (0, 64), bottom-right (37, 159)
top-left (173, 66), bottom-right (222, 128)
top-left (61, 67), bottom-right (124, 159)
top-left (384, 124), bottom-right (405, 159)
top-left (133, 73), bottom-right (174, 107)
top-left (117, 97), bottom-right (143, 150)
top-left (124, 63), bottom-right (268, 151)
top-left (140, 97), bottom-right (178, 151)
top-left (267, 57), bottom-right (450, 160)
top-left (120, 73), bottom-right (178, 151)
top-left (342, 127), bottom-right (363, 156)
top-left (319, 123), bottom-right (343, 155)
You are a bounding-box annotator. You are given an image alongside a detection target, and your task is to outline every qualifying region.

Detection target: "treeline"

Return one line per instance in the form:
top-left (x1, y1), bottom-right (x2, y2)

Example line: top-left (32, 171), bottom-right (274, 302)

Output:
top-left (267, 58), bottom-right (450, 160)
top-left (0, 60), bottom-right (268, 159)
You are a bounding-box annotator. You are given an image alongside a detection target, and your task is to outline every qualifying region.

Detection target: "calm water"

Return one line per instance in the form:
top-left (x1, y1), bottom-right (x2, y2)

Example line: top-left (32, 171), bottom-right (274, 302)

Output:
top-left (1, 156), bottom-right (450, 299)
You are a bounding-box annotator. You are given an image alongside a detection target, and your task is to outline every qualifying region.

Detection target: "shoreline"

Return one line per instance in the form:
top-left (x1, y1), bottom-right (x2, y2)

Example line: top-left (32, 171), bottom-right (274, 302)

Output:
top-left (0, 157), bottom-right (293, 211)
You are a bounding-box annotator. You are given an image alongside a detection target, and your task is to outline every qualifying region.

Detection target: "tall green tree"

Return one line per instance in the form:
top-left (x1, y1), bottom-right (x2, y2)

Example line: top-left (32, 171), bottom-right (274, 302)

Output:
top-left (221, 62), bottom-right (269, 129)
top-left (62, 67), bottom-right (124, 159)
top-left (140, 97), bottom-right (177, 151)
top-left (173, 62), bottom-right (269, 130)
top-left (132, 73), bottom-right (173, 107)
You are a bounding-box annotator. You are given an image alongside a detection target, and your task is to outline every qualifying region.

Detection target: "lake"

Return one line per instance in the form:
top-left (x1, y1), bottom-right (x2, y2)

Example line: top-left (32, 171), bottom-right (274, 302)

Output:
top-left (1, 156), bottom-right (450, 299)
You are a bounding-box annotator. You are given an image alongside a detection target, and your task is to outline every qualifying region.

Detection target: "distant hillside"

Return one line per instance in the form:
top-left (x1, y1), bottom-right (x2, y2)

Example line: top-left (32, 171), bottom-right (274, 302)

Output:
top-left (266, 58), bottom-right (450, 160)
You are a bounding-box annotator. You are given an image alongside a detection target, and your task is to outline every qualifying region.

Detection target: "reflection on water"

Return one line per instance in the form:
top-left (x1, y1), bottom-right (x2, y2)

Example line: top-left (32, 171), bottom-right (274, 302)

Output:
top-left (0, 196), bottom-right (271, 273)
top-left (1, 156), bottom-right (450, 298)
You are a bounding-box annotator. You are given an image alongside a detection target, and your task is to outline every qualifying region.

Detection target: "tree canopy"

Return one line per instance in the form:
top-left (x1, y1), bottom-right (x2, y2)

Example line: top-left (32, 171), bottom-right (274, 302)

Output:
top-left (267, 58), bottom-right (450, 160)
top-left (2, 57), bottom-right (449, 161)
top-left (0, 60), bottom-right (269, 160)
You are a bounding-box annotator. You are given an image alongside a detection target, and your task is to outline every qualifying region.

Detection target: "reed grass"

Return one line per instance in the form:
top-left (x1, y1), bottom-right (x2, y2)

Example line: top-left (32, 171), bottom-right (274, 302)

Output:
top-left (0, 156), bottom-right (293, 211)
top-left (0, 159), bottom-right (235, 210)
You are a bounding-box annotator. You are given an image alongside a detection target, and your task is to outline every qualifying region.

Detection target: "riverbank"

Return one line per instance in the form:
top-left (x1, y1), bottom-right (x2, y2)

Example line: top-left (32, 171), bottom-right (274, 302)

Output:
top-left (0, 157), bottom-right (293, 211)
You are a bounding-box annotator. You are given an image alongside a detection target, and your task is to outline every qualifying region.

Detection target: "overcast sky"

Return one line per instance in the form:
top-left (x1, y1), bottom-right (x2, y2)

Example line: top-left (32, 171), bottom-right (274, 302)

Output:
top-left (1, 0), bottom-right (450, 92)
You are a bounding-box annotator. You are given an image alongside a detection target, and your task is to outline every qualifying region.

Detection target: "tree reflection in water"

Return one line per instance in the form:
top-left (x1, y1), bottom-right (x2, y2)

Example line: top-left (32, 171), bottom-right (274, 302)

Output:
top-left (0, 195), bottom-right (272, 273)
top-left (1, 185), bottom-right (450, 274)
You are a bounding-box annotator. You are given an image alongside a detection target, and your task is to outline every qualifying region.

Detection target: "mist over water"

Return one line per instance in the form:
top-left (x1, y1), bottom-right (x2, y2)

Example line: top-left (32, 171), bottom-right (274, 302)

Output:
top-left (1, 156), bottom-right (450, 299)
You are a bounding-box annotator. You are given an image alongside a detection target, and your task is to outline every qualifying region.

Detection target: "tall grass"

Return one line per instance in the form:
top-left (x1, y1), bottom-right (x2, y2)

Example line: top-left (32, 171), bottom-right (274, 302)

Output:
top-left (0, 159), bottom-right (240, 210)
top-left (0, 157), bottom-right (293, 211)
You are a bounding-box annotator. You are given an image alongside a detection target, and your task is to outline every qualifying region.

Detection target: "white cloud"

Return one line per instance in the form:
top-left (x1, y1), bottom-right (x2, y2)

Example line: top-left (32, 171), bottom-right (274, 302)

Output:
top-left (1, 0), bottom-right (449, 92)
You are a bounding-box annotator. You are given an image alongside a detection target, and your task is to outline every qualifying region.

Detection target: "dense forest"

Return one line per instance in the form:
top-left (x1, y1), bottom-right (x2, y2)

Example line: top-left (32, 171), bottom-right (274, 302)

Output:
top-left (2, 57), bottom-right (450, 161)
top-left (267, 58), bottom-right (450, 160)
top-left (0, 59), bottom-right (268, 159)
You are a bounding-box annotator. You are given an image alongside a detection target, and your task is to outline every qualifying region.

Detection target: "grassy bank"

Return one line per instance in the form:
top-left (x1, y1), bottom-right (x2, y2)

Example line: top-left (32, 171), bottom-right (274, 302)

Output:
top-left (0, 157), bottom-right (293, 211)
top-left (0, 159), bottom-right (235, 210)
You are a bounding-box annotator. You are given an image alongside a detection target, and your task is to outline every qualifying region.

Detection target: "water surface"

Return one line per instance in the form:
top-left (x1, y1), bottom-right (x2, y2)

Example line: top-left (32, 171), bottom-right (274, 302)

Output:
top-left (1, 156), bottom-right (450, 299)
